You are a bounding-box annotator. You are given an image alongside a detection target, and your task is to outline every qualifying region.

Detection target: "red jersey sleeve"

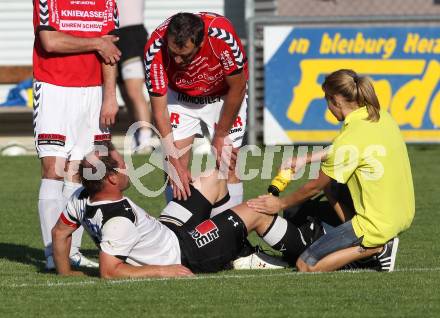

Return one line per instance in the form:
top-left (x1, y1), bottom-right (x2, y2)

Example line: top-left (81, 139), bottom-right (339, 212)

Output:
top-left (144, 31), bottom-right (168, 96)
top-left (101, 0), bottom-right (119, 35)
top-left (33, 0), bottom-right (57, 33)
top-left (206, 16), bottom-right (247, 76)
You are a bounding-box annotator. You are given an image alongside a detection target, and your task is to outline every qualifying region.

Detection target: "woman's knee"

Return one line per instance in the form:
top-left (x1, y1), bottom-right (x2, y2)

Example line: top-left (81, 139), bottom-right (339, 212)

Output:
top-left (296, 258), bottom-right (314, 272)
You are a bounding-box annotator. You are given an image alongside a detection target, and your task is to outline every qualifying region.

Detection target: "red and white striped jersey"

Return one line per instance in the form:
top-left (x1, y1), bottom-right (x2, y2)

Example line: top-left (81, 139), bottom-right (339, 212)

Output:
top-left (32, 0), bottom-right (119, 87)
top-left (144, 12), bottom-right (248, 97)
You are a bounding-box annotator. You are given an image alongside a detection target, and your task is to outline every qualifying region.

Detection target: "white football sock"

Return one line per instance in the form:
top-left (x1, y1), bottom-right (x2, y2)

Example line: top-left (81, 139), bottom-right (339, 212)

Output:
top-left (210, 192), bottom-right (234, 217)
top-left (210, 182), bottom-right (244, 217)
top-left (63, 181), bottom-right (83, 257)
top-left (138, 128), bottom-right (152, 144)
top-left (38, 179), bottom-right (64, 258)
top-left (227, 182), bottom-right (243, 205)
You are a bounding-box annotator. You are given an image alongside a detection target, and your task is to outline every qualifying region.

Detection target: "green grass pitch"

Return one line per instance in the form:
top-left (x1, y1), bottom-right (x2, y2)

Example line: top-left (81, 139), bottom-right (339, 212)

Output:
top-left (0, 145), bottom-right (439, 317)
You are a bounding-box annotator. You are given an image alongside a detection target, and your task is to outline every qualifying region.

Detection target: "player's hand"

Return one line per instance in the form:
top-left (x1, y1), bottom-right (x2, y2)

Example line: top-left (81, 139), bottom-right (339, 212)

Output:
top-left (212, 134), bottom-right (237, 174)
top-left (97, 35), bottom-right (121, 65)
top-left (100, 98), bottom-right (119, 128)
top-left (160, 265), bottom-right (194, 277)
top-left (247, 194), bottom-right (284, 215)
top-left (167, 156), bottom-right (192, 201)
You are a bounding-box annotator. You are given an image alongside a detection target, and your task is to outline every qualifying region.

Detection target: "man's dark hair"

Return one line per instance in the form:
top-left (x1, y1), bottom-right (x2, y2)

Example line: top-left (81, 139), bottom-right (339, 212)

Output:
top-left (79, 141), bottom-right (118, 196)
top-left (167, 13), bottom-right (205, 48)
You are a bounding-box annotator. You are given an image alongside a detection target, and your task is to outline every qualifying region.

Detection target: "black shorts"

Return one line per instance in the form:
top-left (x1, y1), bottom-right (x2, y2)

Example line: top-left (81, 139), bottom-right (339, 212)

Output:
top-left (117, 24), bottom-right (149, 64)
top-left (160, 186), bottom-right (247, 273)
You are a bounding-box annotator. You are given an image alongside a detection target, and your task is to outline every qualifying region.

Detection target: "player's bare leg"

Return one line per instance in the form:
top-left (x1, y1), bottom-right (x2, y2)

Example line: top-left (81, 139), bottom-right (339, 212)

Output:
top-left (165, 135), bottom-right (195, 202)
top-left (211, 146), bottom-right (243, 217)
top-left (122, 77), bottom-right (154, 152)
top-left (296, 245), bottom-right (382, 272)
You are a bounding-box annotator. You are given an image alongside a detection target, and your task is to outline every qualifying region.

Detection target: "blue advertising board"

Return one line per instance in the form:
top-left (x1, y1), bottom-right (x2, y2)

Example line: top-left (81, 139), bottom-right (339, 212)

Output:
top-left (264, 26), bottom-right (440, 144)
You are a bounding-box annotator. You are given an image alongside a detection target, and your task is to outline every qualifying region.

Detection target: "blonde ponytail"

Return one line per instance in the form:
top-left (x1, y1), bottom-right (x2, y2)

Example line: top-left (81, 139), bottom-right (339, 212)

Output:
top-left (322, 69), bottom-right (381, 122)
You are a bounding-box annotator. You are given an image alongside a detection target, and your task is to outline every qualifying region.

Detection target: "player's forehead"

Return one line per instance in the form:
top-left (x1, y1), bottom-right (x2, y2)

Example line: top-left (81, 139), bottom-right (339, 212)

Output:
top-left (167, 36), bottom-right (196, 55)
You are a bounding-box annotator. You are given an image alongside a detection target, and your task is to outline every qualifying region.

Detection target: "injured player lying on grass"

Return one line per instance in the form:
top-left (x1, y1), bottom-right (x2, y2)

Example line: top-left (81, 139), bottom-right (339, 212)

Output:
top-left (51, 143), bottom-right (388, 278)
top-left (51, 143), bottom-right (324, 278)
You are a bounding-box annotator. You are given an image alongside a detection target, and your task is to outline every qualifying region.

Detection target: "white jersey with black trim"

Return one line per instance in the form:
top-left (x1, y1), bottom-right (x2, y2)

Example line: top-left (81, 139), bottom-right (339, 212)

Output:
top-left (118, 0), bottom-right (144, 28)
top-left (62, 188), bottom-right (181, 266)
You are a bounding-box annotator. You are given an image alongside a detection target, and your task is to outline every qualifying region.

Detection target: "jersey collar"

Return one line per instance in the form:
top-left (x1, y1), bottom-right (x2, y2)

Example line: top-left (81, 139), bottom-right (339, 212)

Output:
top-left (344, 107), bottom-right (368, 126)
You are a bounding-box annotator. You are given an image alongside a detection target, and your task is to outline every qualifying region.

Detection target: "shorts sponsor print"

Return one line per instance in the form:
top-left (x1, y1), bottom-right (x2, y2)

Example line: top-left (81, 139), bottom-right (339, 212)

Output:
top-left (37, 134), bottom-right (66, 146)
top-left (189, 220), bottom-right (220, 248)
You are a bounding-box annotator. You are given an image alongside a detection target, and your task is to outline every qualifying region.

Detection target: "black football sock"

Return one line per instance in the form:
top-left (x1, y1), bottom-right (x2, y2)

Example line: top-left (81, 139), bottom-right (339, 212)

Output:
top-left (261, 215), bottom-right (309, 266)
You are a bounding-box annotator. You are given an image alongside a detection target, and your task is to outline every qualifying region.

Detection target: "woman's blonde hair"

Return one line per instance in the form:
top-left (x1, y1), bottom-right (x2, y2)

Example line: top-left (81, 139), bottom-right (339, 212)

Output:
top-left (322, 69), bottom-right (381, 122)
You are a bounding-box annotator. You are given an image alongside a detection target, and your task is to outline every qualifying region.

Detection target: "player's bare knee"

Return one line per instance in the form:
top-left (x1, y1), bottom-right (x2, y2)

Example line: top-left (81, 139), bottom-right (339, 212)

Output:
top-left (41, 157), bottom-right (65, 180)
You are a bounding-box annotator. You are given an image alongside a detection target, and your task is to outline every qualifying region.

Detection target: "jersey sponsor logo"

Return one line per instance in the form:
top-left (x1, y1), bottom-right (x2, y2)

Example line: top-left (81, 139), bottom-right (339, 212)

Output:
top-left (70, 1), bottom-right (96, 5)
top-left (59, 19), bottom-right (103, 31)
top-left (170, 112), bottom-right (180, 128)
top-left (174, 69), bottom-right (224, 87)
top-left (177, 93), bottom-right (221, 105)
top-left (60, 10), bottom-right (105, 18)
top-left (189, 220), bottom-right (220, 248)
top-left (220, 50), bottom-right (234, 71)
top-left (37, 134), bottom-right (66, 146)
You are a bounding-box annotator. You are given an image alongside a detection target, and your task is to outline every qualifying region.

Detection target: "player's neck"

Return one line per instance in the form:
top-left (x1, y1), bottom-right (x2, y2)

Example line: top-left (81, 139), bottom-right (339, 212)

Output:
top-left (90, 189), bottom-right (124, 203)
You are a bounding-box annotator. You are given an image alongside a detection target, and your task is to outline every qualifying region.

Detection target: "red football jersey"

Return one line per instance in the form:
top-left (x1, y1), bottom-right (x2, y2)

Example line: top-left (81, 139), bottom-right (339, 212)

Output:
top-left (33, 0), bottom-right (119, 87)
top-left (144, 12), bottom-right (248, 97)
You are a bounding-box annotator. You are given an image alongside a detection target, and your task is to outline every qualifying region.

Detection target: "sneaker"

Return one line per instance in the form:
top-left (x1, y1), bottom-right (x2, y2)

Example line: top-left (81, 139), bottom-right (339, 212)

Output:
top-left (70, 253), bottom-right (99, 268)
top-left (233, 250), bottom-right (289, 270)
top-left (377, 237), bottom-right (399, 272)
top-left (45, 255), bottom-right (55, 271)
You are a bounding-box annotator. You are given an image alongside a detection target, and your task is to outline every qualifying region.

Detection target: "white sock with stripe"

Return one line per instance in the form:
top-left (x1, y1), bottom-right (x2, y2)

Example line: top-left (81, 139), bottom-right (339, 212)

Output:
top-left (38, 179), bottom-right (64, 258)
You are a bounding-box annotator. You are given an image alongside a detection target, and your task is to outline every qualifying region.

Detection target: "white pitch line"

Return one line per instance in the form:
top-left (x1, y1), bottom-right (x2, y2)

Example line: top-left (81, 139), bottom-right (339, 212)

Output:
top-left (2, 267), bottom-right (440, 289)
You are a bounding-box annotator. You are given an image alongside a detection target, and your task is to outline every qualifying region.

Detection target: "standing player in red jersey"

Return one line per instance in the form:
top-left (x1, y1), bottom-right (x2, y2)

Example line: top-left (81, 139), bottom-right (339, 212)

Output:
top-left (144, 12), bottom-right (248, 212)
top-left (32, 0), bottom-right (120, 270)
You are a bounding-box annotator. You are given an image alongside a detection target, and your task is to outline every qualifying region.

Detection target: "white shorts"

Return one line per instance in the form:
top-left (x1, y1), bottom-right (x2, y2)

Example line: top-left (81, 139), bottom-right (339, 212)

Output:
top-left (32, 81), bottom-right (110, 161)
top-left (167, 88), bottom-right (247, 148)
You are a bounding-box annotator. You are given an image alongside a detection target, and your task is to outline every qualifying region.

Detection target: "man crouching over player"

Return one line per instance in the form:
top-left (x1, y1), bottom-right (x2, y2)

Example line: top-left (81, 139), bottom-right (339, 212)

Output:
top-left (51, 142), bottom-right (318, 278)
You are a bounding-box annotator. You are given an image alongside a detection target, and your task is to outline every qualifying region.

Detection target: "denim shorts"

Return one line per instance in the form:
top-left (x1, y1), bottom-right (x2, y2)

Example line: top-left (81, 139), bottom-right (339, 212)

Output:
top-left (299, 220), bottom-right (363, 266)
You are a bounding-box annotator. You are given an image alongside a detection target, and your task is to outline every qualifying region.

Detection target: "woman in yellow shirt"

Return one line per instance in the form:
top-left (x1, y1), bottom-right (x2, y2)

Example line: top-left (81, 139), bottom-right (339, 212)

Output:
top-left (248, 69), bottom-right (415, 272)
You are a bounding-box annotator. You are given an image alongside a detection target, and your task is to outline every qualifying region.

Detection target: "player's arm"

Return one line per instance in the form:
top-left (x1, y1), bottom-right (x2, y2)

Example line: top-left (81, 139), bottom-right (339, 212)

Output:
top-left (281, 147), bottom-right (329, 171)
top-left (213, 70), bottom-right (247, 140)
top-left (52, 218), bottom-right (83, 276)
top-left (38, 30), bottom-right (121, 64)
top-left (100, 62), bottom-right (119, 127)
top-left (99, 251), bottom-right (193, 279)
top-left (150, 94), bottom-right (192, 200)
top-left (247, 170), bottom-right (332, 214)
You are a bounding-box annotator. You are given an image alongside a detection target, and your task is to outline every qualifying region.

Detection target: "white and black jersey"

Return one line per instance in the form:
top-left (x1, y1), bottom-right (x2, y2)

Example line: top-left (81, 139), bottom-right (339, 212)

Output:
top-left (61, 188), bottom-right (181, 266)
top-left (61, 187), bottom-right (252, 273)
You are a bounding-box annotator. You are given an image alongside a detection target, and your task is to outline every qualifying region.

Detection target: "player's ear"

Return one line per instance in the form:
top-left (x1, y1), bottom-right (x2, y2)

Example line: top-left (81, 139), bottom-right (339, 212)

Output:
top-left (107, 172), bottom-right (118, 186)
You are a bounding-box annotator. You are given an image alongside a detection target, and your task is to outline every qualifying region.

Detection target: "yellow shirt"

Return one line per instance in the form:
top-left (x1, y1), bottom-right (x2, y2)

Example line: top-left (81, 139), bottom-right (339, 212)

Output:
top-left (321, 107), bottom-right (415, 247)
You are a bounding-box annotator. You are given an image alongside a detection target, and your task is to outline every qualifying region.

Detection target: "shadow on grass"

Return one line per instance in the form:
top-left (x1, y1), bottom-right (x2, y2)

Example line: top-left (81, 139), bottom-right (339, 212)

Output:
top-left (0, 243), bottom-right (100, 277)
